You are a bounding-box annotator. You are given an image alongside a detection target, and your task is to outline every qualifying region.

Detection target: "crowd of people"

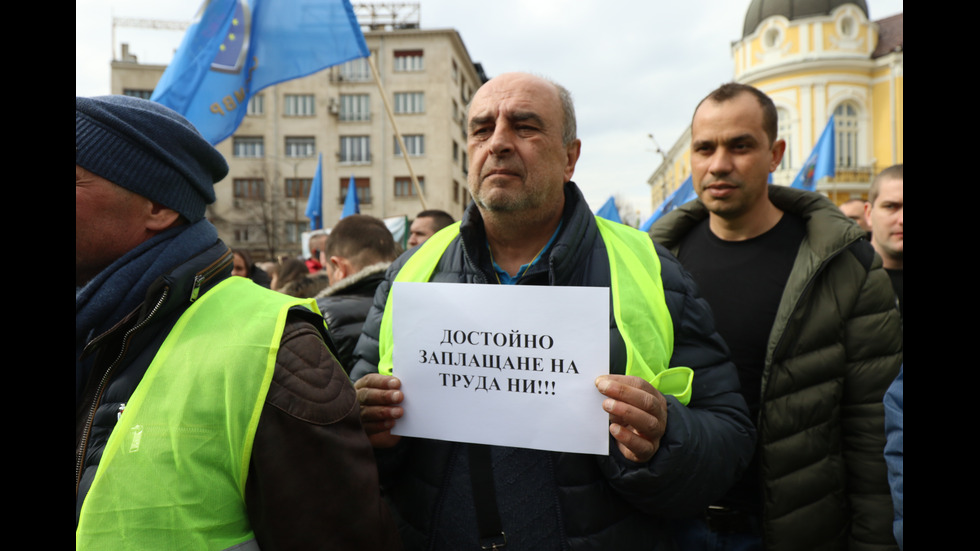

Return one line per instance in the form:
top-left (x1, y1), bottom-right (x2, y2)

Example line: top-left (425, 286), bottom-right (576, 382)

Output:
top-left (76, 73), bottom-right (902, 550)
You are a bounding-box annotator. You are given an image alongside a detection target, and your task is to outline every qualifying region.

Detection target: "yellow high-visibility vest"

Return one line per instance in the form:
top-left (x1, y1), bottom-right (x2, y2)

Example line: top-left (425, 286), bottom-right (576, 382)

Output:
top-left (77, 277), bottom-right (319, 550)
top-left (377, 218), bottom-right (693, 404)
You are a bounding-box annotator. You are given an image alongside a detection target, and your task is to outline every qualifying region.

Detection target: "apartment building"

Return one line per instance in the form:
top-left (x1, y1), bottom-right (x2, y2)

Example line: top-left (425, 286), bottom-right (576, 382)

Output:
top-left (112, 22), bottom-right (486, 258)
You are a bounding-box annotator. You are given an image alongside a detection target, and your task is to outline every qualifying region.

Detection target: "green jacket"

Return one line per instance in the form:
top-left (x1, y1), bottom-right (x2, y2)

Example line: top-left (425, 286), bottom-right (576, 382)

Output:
top-left (651, 185), bottom-right (901, 551)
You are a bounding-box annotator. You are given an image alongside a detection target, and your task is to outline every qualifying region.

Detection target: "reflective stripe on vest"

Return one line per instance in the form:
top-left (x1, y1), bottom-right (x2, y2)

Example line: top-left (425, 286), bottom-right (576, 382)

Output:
top-left (378, 218), bottom-right (693, 404)
top-left (76, 277), bottom-right (319, 550)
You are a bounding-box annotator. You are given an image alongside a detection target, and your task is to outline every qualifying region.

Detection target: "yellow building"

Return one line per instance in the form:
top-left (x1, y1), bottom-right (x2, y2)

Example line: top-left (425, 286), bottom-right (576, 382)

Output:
top-left (649, 0), bottom-right (903, 207)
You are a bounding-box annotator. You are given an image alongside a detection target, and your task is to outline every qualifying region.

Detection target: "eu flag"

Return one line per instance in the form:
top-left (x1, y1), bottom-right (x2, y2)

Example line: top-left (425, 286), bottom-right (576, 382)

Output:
top-left (790, 115), bottom-right (836, 191)
top-left (152, 0), bottom-right (369, 145)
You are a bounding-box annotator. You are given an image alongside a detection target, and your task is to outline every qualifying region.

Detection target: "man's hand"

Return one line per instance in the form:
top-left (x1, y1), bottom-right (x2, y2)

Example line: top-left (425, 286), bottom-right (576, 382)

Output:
top-left (595, 375), bottom-right (667, 463)
top-left (354, 374), bottom-right (404, 448)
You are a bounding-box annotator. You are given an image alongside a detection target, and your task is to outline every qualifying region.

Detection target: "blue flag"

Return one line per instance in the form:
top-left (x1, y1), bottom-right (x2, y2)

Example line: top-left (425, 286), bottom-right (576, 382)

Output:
top-left (595, 196), bottom-right (622, 224)
top-left (791, 115), bottom-right (836, 191)
top-left (305, 153), bottom-right (324, 230)
top-left (341, 174), bottom-right (359, 218)
top-left (152, 0), bottom-right (369, 144)
top-left (643, 175), bottom-right (695, 229)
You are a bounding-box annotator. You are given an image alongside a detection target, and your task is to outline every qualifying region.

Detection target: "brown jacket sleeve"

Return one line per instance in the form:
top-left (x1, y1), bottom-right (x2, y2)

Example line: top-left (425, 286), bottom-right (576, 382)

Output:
top-left (245, 313), bottom-right (401, 551)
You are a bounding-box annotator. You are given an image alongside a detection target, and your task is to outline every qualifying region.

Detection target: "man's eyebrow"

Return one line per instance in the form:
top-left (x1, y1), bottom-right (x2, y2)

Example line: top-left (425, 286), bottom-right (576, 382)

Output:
top-left (468, 114), bottom-right (493, 132)
top-left (725, 133), bottom-right (759, 145)
top-left (469, 111), bottom-right (547, 132)
top-left (509, 111), bottom-right (546, 128)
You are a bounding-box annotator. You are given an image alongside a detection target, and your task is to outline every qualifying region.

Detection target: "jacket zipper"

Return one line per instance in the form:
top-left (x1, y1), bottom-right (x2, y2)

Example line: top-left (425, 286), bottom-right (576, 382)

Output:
top-left (191, 248), bottom-right (233, 301)
top-left (759, 239), bottom-right (857, 410)
top-left (547, 453), bottom-right (570, 551)
top-left (755, 239), bottom-right (858, 538)
top-left (75, 287), bottom-right (170, 496)
top-left (75, 247), bottom-right (231, 495)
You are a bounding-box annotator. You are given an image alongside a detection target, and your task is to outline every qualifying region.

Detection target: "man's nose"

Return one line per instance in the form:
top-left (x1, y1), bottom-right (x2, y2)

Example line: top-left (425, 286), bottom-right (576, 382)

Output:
top-left (488, 126), bottom-right (514, 156)
top-left (708, 149), bottom-right (733, 174)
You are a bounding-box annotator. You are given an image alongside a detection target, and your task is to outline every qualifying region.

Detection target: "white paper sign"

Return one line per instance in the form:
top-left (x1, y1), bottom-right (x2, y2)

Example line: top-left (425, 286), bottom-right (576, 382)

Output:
top-left (391, 281), bottom-right (610, 455)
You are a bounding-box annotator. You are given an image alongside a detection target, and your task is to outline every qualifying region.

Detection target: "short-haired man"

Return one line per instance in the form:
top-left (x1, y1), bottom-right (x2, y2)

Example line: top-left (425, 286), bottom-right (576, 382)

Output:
top-left (352, 73), bottom-right (755, 548)
top-left (315, 214), bottom-right (399, 372)
top-left (866, 164), bottom-right (903, 315)
top-left (651, 83), bottom-right (902, 550)
top-left (75, 96), bottom-right (397, 549)
top-left (407, 209), bottom-right (455, 247)
top-left (839, 198), bottom-right (871, 232)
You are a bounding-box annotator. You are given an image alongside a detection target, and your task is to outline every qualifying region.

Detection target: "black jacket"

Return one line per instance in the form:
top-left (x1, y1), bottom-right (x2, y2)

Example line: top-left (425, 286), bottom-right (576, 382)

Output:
top-left (352, 183), bottom-right (755, 550)
top-left (316, 262), bottom-right (390, 373)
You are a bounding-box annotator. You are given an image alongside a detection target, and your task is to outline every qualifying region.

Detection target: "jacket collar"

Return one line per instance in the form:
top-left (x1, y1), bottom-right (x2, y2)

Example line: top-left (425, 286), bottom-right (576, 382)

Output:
top-left (81, 239), bottom-right (232, 360)
top-left (651, 185), bottom-right (864, 262)
top-left (316, 262), bottom-right (390, 298)
top-left (457, 182), bottom-right (600, 285)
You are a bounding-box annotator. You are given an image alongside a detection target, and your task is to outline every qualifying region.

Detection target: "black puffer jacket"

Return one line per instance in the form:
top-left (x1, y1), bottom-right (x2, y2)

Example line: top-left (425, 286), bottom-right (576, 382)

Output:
top-left (351, 182), bottom-right (755, 550)
top-left (650, 185), bottom-right (902, 551)
top-left (316, 262), bottom-right (390, 373)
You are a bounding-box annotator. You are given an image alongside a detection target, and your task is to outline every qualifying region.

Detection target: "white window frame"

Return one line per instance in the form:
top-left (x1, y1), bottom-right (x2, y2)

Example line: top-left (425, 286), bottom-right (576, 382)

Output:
top-left (233, 137), bottom-right (264, 158)
top-left (394, 135), bottom-right (425, 157)
top-left (340, 94), bottom-right (370, 122)
top-left (285, 137), bottom-right (316, 158)
top-left (339, 136), bottom-right (371, 164)
top-left (284, 94), bottom-right (315, 117)
top-left (834, 102), bottom-right (860, 169)
top-left (394, 92), bottom-right (424, 114)
top-left (394, 50), bottom-right (424, 72)
top-left (247, 94), bottom-right (264, 116)
top-left (338, 57), bottom-right (371, 81)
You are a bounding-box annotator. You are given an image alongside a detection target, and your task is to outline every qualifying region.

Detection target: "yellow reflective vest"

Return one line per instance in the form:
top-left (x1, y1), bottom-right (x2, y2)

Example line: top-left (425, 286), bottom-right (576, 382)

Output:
top-left (76, 277), bottom-right (318, 550)
top-left (377, 218), bottom-right (693, 403)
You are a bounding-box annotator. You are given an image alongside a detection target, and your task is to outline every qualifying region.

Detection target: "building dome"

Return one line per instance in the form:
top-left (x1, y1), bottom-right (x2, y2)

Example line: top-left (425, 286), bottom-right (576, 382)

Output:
top-left (742, 0), bottom-right (869, 37)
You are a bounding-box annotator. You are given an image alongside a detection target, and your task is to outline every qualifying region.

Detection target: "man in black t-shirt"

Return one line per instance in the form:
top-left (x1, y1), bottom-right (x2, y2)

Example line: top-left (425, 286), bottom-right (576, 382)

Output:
top-left (651, 83), bottom-right (902, 551)
top-left (865, 164), bottom-right (903, 316)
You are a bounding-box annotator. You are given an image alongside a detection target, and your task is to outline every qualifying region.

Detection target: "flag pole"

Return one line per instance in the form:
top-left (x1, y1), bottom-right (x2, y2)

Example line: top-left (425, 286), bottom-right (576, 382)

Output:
top-left (368, 53), bottom-right (427, 210)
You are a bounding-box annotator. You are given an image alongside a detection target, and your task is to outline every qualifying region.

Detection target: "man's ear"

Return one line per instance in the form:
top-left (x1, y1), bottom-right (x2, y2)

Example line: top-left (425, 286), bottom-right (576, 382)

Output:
top-left (563, 139), bottom-right (582, 182)
top-left (769, 139), bottom-right (787, 172)
top-left (145, 201), bottom-right (182, 232)
top-left (329, 255), bottom-right (352, 281)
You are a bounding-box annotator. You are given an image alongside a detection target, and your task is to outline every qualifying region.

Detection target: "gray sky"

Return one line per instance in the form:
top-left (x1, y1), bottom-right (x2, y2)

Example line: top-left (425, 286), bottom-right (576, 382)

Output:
top-left (76, 0), bottom-right (902, 220)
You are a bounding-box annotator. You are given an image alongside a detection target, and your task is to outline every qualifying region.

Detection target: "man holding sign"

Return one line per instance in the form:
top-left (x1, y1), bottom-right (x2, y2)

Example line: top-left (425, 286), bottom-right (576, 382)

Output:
top-left (352, 72), bottom-right (754, 549)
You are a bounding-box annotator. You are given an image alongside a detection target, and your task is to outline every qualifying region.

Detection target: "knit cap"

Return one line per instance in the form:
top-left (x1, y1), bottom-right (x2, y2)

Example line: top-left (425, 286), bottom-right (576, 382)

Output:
top-left (75, 95), bottom-right (229, 222)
